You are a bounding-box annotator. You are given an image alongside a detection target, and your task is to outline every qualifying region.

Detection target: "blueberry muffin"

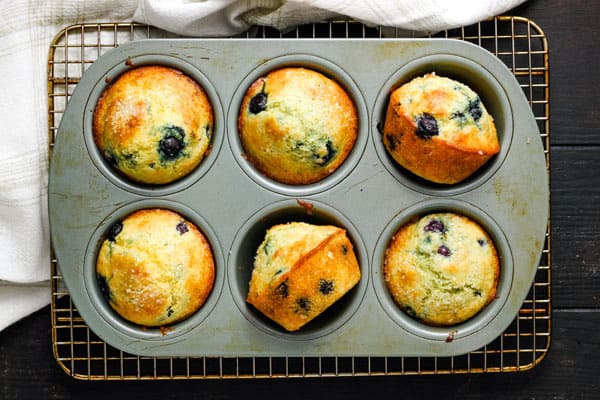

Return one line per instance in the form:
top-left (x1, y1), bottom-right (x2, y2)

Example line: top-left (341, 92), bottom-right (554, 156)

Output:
top-left (238, 67), bottom-right (358, 185)
top-left (93, 65), bottom-right (213, 185)
top-left (96, 209), bottom-right (215, 327)
top-left (383, 213), bottom-right (499, 326)
top-left (382, 73), bottom-right (499, 184)
top-left (247, 222), bottom-right (361, 331)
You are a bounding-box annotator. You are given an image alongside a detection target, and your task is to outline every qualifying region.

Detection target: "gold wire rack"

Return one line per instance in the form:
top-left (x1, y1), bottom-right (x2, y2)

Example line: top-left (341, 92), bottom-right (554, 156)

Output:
top-left (48, 16), bottom-right (550, 380)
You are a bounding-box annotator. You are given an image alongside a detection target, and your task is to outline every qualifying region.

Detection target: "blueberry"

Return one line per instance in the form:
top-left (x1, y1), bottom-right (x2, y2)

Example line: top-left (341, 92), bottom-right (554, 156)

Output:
top-left (97, 274), bottom-right (111, 301)
top-left (313, 140), bottom-right (336, 166)
top-left (160, 136), bottom-right (183, 158)
top-left (105, 151), bottom-right (119, 167)
top-left (437, 245), bottom-right (451, 257)
top-left (424, 219), bottom-right (445, 233)
top-left (158, 125), bottom-right (185, 159)
top-left (274, 280), bottom-right (289, 298)
top-left (468, 98), bottom-right (482, 121)
top-left (107, 221), bottom-right (123, 242)
top-left (477, 239), bottom-right (487, 246)
top-left (386, 133), bottom-right (399, 151)
top-left (297, 297), bottom-right (311, 311)
top-left (166, 307), bottom-right (174, 317)
top-left (415, 113), bottom-right (439, 139)
top-left (341, 244), bottom-right (348, 255)
top-left (249, 92), bottom-right (267, 114)
top-left (319, 279), bottom-right (334, 295)
top-left (176, 221), bottom-right (189, 235)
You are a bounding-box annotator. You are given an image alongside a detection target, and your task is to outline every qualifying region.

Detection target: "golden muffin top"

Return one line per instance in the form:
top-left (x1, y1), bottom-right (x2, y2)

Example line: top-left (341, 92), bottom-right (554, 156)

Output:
top-left (93, 65), bottom-right (213, 185)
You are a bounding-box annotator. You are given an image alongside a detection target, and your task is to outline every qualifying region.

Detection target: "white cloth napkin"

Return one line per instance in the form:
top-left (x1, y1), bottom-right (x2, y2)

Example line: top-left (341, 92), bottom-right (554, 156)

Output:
top-left (134, 0), bottom-right (527, 37)
top-left (0, 0), bottom-right (138, 331)
top-left (0, 0), bottom-right (525, 332)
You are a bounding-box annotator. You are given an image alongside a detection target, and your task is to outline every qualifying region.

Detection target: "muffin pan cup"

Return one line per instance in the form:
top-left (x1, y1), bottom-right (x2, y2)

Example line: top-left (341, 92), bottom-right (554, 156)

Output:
top-left (49, 38), bottom-right (548, 357)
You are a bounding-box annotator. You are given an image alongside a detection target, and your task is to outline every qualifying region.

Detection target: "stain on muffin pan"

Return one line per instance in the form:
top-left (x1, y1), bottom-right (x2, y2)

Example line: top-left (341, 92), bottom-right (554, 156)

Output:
top-left (49, 39), bottom-right (548, 357)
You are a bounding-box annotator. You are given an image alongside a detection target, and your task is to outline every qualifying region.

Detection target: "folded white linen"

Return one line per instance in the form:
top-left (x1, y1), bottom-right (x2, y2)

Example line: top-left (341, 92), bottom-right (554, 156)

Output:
top-left (134, 0), bottom-right (527, 37)
top-left (0, 0), bottom-right (525, 332)
top-left (0, 0), bottom-right (137, 332)
top-left (0, 283), bottom-right (50, 331)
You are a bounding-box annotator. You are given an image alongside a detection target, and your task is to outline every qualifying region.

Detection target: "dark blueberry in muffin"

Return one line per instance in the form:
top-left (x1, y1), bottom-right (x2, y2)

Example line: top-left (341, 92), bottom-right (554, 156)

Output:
top-left (107, 221), bottom-right (123, 242)
top-left (274, 280), bottom-right (289, 298)
top-left (477, 239), bottom-right (487, 246)
top-left (415, 113), bottom-right (439, 139)
top-left (437, 245), bottom-right (452, 257)
top-left (176, 221), bottom-right (189, 235)
top-left (249, 92), bottom-right (268, 114)
top-left (319, 279), bottom-right (334, 295)
top-left (468, 98), bottom-right (482, 121)
top-left (105, 151), bottom-right (119, 167)
top-left (97, 274), bottom-right (112, 301)
top-left (313, 140), bottom-right (337, 166)
top-left (158, 125), bottom-right (186, 159)
top-left (296, 297), bottom-right (311, 312)
top-left (341, 244), bottom-right (348, 255)
top-left (386, 133), bottom-right (399, 151)
top-left (424, 219), bottom-right (445, 233)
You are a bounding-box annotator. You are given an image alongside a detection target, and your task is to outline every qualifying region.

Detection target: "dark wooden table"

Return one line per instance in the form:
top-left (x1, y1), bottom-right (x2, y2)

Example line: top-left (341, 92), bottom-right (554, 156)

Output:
top-left (2, 0), bottom-right (598, 398)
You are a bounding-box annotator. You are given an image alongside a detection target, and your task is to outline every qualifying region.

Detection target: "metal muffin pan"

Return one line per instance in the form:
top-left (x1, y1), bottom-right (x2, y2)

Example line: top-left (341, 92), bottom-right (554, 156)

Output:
top-left (48, 38), bottom-right (549, 357)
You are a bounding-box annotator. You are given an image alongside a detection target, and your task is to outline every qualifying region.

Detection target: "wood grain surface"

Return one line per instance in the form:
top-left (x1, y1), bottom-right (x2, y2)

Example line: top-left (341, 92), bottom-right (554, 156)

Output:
top-left (2, 0), bottom-right (599, 398)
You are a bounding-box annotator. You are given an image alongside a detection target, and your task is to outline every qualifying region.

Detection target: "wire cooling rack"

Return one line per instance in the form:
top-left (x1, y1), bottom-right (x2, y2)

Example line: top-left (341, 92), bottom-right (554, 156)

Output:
top-left (48, 16), bottom-right (550, 379)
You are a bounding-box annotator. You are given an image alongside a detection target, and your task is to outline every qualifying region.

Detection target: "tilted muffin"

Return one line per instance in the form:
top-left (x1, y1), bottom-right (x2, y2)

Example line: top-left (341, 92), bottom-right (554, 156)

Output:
top-left (383, 213), bottom-right (499, 326)
top-left (96, 209), bottom-right (215, 327)
top-left (93, 65), bottom-right (213, 184)
top-left (247, 222), bottom-right (361, 331)
top-left (382, 73), bottom-right (499, 184)
top-left (238, 67), bottom-right (358, 185)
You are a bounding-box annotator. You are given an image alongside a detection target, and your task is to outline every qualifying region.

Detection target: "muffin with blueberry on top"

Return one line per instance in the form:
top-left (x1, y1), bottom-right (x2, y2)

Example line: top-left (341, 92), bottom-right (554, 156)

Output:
top-left (383, 213), bottom-right (499, 326)
top-left (93, 65), bottom-right (213, 185)
top-left (382, 73), bottom-right (499, 184)
top-left (96, 208), bottom-right (215, 327)
top-left (238, 67), bottom-right (358, 185)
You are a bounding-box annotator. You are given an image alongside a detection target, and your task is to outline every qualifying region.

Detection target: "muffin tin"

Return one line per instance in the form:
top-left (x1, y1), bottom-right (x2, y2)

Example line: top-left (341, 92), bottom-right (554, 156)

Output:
top-left (48, 38), bottom-right (549, 357)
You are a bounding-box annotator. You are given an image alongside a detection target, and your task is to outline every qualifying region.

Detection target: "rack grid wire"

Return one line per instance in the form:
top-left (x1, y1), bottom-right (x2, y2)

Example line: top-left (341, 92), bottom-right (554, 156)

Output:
top-left (47, 16), bottom-right (551, 380)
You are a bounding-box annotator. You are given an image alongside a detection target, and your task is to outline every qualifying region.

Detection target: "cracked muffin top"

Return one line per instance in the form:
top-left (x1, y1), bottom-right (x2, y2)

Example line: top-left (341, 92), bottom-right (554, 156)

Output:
top-left (382, 73), bottom-right (499, 184)
top-left (238, 67), bottom-right (358, 185)
top-left (93, 65), bottom-right (213, 185)
top-left (96, 208), bottom-right (215, 327)
top-left (383, 212), bottom-right (499, 326)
